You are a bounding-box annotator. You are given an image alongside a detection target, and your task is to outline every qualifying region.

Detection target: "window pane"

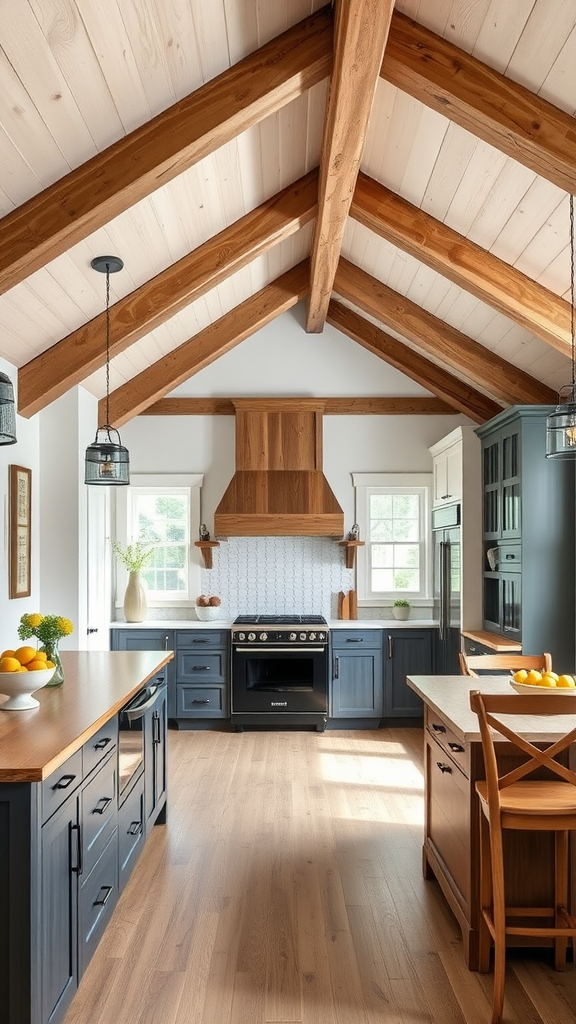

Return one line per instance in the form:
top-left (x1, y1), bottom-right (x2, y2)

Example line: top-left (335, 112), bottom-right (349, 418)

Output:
top-left (393, 568), bottom-right (419, 591)
top-left (372, 544), bottom-right (393, 567)
top-left (372, 567), bottom-right (394, 590)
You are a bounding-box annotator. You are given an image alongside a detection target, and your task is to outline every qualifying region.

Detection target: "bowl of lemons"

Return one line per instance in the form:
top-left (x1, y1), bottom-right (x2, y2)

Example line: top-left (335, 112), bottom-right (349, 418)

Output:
top-left (0, 646), bottom-right (56, 710)
top-left (510, 669), bottom-right (576, 694)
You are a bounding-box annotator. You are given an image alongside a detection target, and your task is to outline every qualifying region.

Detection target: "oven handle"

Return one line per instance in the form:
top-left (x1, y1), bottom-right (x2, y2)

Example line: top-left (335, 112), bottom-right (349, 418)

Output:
top-left (234, 646), bottom-right (327, 654)
top-left (121, 684), bottom-right (159, 723)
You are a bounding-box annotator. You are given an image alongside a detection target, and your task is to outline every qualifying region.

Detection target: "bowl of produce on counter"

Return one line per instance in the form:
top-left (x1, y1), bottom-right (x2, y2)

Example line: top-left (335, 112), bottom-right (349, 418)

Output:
top-left (510, 669), bottom-right (576, 694)
top-left (0, 646), bottom-right (56, 710)
top-left (195, 595), bottom-right (223, 620)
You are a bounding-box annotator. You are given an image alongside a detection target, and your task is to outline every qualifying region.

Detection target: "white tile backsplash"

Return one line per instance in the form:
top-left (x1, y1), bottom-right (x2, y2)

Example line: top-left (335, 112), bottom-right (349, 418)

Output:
top-left (200, 536), bottom-right (353, 620)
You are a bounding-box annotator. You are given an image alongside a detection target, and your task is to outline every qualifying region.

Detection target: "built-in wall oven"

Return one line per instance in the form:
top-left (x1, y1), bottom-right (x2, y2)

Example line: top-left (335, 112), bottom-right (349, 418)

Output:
top-left (118, 680), bottom-right (162, 803)
top-left (231, 615), bottom-right (329, 732)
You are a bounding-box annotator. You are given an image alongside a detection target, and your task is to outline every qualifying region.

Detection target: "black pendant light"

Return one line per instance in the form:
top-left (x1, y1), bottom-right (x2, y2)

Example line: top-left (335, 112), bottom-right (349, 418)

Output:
top-left (85, 256), bottom-right (130, 485)
top-left (546, 193), bottom-right (576, 459)
top-left (0, 371), bottom-right (17, 444)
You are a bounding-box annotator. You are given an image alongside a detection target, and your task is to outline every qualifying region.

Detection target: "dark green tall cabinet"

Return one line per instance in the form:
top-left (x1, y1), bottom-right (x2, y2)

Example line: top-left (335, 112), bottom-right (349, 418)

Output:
top-left (475, 406), bottom-right (575, 672)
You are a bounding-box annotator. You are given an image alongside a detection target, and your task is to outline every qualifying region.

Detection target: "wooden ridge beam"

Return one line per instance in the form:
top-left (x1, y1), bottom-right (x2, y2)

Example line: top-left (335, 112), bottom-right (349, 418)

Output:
top-left (351, 172), bottom-right (571, 356)
top-left (334, 258), bottom-right (556, 408)
top-left (17, 174), bottom-right (318, 419)
top-left (142, 396), bottom-right (455, 416)
top-left (307, 0), bottom-right (393, 332)
top-left (327, 300), bottom-right (501, 424)
top-left (103, 261), bottom-right (310, 427)
top-left (0, 6), bottom-right (332, 295)
top-left (383, 11), bottom-right (576, 193)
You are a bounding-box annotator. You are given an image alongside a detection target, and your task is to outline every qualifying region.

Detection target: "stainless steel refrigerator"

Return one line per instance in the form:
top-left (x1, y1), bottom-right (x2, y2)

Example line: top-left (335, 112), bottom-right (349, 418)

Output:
top-left (432, 503), bottom-right (461, 674)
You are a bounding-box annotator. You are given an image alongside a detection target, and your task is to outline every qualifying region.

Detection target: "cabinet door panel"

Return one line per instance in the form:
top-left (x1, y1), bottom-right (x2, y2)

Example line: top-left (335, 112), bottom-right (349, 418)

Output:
top-left (331, 650), bottom-right (382, 718)
top-left (41, 798), bottom-right (78, 1024)
top-left (384, 630), bottom-right (432, 717)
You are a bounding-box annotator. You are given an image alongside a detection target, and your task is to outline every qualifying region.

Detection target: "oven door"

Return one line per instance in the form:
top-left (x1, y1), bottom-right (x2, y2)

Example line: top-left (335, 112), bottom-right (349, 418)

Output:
top-left (118, 682), bottom-right (159, 801)
top-left (231, 645), bottom-right (328, 714)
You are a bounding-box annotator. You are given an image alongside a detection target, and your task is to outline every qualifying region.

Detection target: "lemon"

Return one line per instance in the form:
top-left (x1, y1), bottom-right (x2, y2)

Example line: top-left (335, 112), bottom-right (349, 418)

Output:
top-left (0, 649), bottom-right (15, 660)
top-left (557, 674), bottom-right (576, 688)
top-left (14, 645), bottom-right (39, 666)
top-left (0, 656), bottom-right (21, 672)
top-left (27, 659), bottom-right (49, 672)
top-left (526, 669), bottom-right (543, 685)
top-left (539, 674), bottom-right (557, 687)
top-left (513, 669), bottom-right (528, 683)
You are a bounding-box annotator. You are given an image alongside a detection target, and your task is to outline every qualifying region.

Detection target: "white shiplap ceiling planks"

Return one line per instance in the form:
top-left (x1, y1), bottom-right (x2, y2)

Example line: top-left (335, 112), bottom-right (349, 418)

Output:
top-left (0, 0), bottom-right (574, 426)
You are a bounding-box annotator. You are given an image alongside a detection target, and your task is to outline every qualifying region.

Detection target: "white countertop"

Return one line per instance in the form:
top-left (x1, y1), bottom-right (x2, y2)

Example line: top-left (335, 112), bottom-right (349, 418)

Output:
top-left (110, 618), bottom-right (436, 630)
top-left (406, 675), bottom-right (576, 744)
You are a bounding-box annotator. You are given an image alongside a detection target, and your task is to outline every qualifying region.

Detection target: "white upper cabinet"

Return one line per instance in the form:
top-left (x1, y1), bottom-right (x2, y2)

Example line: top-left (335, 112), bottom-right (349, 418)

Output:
top-left (431, 438), bottom-right (462, 507)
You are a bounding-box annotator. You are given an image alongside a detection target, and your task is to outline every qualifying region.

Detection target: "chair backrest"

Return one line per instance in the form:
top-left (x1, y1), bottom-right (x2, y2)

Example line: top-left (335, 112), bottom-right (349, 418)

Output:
top-left (469, 690), bottom-right (576, 805)
top-left (459, 651), bottom-right (552, 678)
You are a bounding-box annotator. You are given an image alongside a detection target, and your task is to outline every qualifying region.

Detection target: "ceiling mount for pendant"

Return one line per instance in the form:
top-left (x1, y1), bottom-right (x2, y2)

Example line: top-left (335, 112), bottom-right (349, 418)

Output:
top-left (546, 193), bottom-right (576, 459)
top-left (84, 256), bottom-right (130, 485)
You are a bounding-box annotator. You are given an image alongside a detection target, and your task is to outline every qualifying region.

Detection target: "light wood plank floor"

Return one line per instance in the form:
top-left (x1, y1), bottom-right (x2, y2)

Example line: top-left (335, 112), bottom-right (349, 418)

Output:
top-left (63, 728), bottom-right (576, 1024)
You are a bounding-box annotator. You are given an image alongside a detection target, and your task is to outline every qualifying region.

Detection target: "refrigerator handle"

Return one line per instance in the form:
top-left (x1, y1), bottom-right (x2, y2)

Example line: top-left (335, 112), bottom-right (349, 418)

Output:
top-left (439, 540), bottom-right (451, 641)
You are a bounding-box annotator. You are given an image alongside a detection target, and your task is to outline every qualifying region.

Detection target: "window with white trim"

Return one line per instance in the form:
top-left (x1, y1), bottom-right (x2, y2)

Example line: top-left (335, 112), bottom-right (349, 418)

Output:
top-left (115, 474), bottom-right (203, 606)
top-left (353, 473), bottom-right (432, 605)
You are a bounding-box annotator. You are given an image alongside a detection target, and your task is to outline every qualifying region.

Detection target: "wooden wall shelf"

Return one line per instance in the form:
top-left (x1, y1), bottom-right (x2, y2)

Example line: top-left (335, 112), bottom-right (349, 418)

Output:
top-left (194, 540), bottom-right (219, 569)
top-left (338, 540), bottom-right (364, 569)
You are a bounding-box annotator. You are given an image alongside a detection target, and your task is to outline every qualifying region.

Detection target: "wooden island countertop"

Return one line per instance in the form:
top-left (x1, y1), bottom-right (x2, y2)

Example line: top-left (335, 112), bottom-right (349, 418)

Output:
top-left (0, 649), bottom-right (173, 783)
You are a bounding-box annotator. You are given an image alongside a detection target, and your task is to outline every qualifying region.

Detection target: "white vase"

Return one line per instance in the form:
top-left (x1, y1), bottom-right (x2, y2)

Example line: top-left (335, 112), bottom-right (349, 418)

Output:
top-left (392, 606), bottom-right (410, 620)
top-left (124, 572), bottom-right (147, 622)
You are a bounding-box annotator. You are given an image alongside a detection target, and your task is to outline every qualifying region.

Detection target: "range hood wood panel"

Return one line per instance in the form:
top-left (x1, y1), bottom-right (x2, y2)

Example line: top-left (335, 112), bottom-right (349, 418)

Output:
top-left (215, 471), bottom-right (343, 536)
top-left (214, 399), bottom-right (344, 537)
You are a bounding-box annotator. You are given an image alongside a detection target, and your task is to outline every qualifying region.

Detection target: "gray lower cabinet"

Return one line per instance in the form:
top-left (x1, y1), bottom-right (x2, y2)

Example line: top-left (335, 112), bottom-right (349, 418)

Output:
top-left (383, 629), bottom-right (433, 719)
top-left (118, 774), bottom-right (145, 891)
top-left (330, 630), bottom-right (383, 720)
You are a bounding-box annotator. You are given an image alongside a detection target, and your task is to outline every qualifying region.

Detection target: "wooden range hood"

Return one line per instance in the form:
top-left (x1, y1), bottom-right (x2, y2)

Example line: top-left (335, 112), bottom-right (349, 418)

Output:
top-left (214, 399), bottom-right (344, 537)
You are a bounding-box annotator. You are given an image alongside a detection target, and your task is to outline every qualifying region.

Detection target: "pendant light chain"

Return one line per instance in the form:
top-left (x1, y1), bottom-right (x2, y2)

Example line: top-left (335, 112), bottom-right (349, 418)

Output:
top-left (105, 261), bottom-right (111, 427)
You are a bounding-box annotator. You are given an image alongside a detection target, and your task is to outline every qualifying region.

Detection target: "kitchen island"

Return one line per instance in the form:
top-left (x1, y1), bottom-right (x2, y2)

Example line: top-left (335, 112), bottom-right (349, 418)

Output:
top-left (406, 674), bottom-right (576, 971)
top-left (0, 649), bottom-right (173, 1024)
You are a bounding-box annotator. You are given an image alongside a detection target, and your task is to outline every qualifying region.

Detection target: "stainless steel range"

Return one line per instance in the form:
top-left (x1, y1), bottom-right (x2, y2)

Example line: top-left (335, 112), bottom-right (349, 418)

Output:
top-left (230, 615), bottom-right (329, 732)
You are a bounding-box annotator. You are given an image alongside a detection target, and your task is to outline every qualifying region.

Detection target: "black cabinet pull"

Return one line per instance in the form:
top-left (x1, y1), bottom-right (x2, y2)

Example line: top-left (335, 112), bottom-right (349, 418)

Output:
top-left (333, 655), bottom-right (339, 679)
top-left (431, 723), bottom-right (446, 734)
top-left (53, 773), bottom-right (76, 790)
top-left (94, 737), bottom-right (112, 750)
top-left (346, 638), bottom-right (363, 643)
top-left (128, 821), bottom-right (142, 836)
top-left (94, 885), bottom-right (114, 907)
top-left (388, 636), bottom-right (393, 659)
top-left (92, 796), bottom-right (112, 815)
top-left (436, 762), bottom-right (452, 774)
top-left (193, 638), bottom-right (210, 643)
top-left (71, 823), bottom-right (83, 874)
top-left (448, 742), bottom-right (464, 753)
top-left (153, 711), bottom-right (161, 744)
top-left (193, 665), bottom-right (211, 671)
top-left (192, 698), bottom-right (210, 704)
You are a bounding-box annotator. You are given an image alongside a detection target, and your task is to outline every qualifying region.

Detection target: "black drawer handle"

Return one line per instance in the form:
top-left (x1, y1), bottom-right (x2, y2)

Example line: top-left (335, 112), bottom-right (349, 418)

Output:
top-left (193, 665), bottom-right (211, 671)
top-left (448, 742), bottom-right (464, 753)
top-left (92, 796), bottom-right (113, 815)
top-left (505, 553), bottom-right (517, 560)
top-left (70, 823), bottom-right (82, 874)
top-left (436, 762), bottom-right (453, 774)
top-left (192, 698), bottom-right (210, 704)
top-left (94, 737), bottom-right (112, 751)
top-left (53, 773), bottom-right (77, 790)
top-left (431, 723), bottom-right (446, 734)
top-left (193, 638), bottom-right (210, 643)
top-left (94, 885), bottom-right (114, 907)
top-left (128, 820), bottom-right (142, 836)
top-left (346, 638), bottom-right (364, 643)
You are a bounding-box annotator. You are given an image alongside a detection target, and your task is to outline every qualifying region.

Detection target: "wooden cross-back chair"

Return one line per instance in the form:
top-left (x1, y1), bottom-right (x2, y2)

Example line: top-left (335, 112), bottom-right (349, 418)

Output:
top-left (469, 690), bottom-right (576, 1024)
top-left (459, 651), bottom-right (552, 677)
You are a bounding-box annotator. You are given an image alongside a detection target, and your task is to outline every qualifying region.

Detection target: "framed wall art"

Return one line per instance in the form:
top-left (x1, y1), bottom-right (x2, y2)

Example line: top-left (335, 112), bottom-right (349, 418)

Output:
top-left (9, 464), bottom-right (31, 599)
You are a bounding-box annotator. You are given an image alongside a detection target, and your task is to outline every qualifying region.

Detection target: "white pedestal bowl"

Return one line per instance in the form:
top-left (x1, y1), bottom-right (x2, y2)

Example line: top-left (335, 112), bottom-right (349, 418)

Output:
top-left (0, 667), bottom-right (56, 710)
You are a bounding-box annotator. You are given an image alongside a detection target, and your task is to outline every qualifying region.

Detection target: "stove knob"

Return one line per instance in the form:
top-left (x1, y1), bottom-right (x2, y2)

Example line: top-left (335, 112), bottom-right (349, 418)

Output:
top-left (248, 632), bottom-right (256, 641)
top-left (309, 632), bottom-right (316, 640)
top-left (289, 632), bottom-right (297, 641)
top-left (299, 632), bottom-right (306, 641)
top-left (259, 632), bottom-right (268, 641)
top-left (318, 631), bottom-right (325, 640)
top-left (237, 632), bottom-right (245, 641)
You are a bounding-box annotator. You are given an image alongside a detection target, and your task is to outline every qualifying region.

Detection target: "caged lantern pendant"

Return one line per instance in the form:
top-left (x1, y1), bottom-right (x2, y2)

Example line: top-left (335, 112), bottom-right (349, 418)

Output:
top-left (546, 193), bottom-right (576, 459)
top-left (0, 370), bottom-right (17, 445)
top-left (84, 256), bottom-right (130, 485)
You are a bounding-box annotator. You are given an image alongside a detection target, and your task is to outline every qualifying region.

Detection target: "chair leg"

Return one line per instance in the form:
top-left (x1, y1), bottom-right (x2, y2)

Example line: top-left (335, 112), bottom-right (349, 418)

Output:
top-left (554, 831), bottom-right (568, 970)
top-left (478, 809), bottom-right (493, 973)
top-left (489, 828), bottom-right (507, 1024)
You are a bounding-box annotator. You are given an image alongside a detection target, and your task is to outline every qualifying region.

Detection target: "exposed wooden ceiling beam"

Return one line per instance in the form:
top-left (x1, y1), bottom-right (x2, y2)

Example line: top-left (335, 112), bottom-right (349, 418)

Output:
top-left (103, 261), bottom-right (310, 427)
top-left (334, 258), bottom-right (557, 407)
top-left (351, 172), bottom-right (571, 356)
top-left (327, 299), bottom-right (501, 424)
top-left (383, 11), bottom-right (576, 194)
top-left (17, 174), bottom-right (318, 419)
top-left (306, 0), bottom-right (393, 332)
top-left (142, 396), bottom-right (454, 416)
top-left (0, 7), bottom-right (332, 296)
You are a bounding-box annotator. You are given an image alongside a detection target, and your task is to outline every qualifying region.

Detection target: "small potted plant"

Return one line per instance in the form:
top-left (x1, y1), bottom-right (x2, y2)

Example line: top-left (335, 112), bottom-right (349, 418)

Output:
top-left (392, 599), bottom-right (410, 621)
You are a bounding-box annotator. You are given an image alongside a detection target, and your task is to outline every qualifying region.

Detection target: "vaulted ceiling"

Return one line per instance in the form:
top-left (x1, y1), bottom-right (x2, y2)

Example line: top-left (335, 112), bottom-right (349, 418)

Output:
top-left (1, 0), bottom-right (575, 427)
